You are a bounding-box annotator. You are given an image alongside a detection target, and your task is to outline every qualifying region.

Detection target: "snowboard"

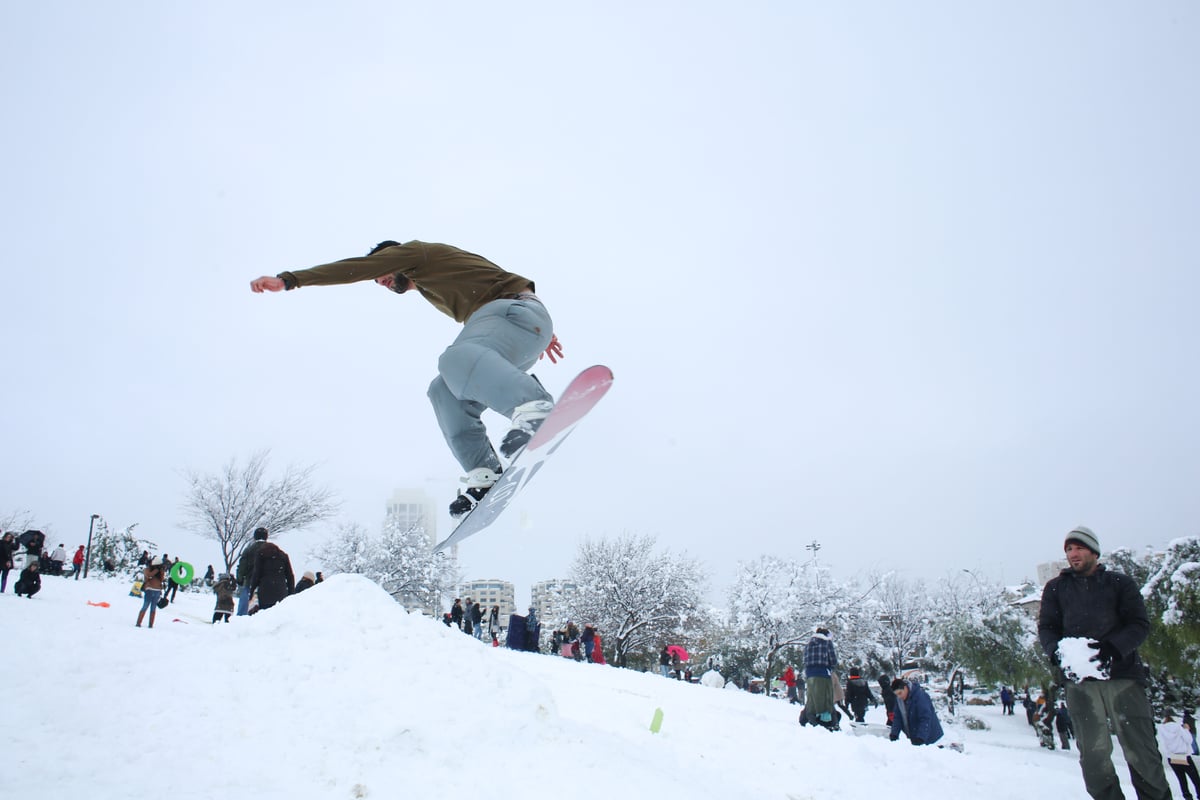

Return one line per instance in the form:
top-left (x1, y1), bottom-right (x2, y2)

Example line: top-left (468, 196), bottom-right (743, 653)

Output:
top-left (433, 364), bottom-right (614, 552)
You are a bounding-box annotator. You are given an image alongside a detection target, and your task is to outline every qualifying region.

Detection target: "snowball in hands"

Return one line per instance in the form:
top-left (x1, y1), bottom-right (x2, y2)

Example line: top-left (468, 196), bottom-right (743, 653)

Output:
top-left (1058, 637), bottom-right (1109, 682)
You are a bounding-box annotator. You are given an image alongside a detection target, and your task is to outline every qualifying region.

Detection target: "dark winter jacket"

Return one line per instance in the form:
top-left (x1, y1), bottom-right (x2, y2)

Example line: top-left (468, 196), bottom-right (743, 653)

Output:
top-left (889, 681), bottom-right (944, 745)
top-left (879, 678), bottom-right (897, 714)
top-left (15, 564), bottom-right (41, 595)
top-left (1055, 706), bottom-right (1073, 734)
top-left (1037, 563), bottom-right (1151, 684)
top-left (237, 540), bottom-right (268, 587)
top-left (293, 576), bottom-right (315, 594)
top-left (803, 634), bottom-right (837, 679)
top-left (249, 543), bottom-right (294, 610)
top-left (845, 676), bottom-right (877, 710)
top-left (469, 602), bottom-right (483, 626)
top-left (0, 535), bottom-right (17, 570)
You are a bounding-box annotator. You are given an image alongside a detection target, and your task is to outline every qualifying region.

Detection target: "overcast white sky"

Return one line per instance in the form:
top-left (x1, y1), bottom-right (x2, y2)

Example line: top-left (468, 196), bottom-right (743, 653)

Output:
top-left (2, 2), bottom-right (1197, 603)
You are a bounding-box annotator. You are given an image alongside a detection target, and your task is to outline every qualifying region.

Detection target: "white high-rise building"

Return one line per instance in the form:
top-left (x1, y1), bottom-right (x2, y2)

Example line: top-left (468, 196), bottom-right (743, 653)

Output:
top-left (385, 489), bottom-right (437, 545)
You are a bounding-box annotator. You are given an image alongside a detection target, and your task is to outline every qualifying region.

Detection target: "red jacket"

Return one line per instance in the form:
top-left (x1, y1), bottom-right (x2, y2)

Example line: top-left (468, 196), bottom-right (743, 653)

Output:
top-left (72, 548), bottom-right (84, 566)
top-left (783, 666), bottom-right (797, 688)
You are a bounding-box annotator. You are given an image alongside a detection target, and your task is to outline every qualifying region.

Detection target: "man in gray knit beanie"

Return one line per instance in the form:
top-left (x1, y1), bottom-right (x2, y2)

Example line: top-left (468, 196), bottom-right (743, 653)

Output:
top-left (1039, 526), bottom-right (1170, 799)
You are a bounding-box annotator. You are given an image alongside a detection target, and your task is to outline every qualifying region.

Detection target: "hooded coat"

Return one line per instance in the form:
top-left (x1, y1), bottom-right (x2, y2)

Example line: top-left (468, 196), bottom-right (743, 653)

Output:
top-left (250, 542), bottom-right (295, 611)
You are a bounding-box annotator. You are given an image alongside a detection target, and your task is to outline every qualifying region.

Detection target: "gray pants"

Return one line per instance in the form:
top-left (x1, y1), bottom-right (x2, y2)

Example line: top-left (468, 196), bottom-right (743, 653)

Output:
top-left (1065, 679), bottom-right (1172, 800)
top-left (427, 297), bottom-right (554, 473)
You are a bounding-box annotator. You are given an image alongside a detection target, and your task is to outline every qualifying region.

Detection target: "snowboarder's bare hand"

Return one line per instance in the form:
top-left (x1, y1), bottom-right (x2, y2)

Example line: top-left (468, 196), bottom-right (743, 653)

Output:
top-left (541, 334), bottom-right (563, 364)
top-left (250, 276), bottom-right (285, 293)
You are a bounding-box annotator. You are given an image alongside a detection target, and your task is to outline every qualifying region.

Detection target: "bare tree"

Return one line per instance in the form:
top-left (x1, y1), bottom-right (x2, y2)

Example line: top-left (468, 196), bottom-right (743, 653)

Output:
top-left (179, 450), bottom-right (339, 573)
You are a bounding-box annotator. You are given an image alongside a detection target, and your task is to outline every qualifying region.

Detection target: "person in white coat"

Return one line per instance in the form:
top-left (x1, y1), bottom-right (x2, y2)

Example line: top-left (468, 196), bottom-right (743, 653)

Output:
top-left (1159, 715), bottom-right (1200, 800)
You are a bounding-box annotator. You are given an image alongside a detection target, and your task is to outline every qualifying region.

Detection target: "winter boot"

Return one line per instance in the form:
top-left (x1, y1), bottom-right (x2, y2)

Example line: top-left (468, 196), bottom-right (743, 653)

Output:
top-left (499, 400), bottom-right (554, 458)
top-left (449, 467), bottom-right (501, 518)
top-left (148, 609), bottom-right (157, 629)
top-left (136, 609), bottom-right (146, 627)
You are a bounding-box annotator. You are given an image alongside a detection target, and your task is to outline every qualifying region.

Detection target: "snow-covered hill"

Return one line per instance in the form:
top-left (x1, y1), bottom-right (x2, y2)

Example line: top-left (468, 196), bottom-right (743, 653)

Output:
top-left (3, 574), bottom-right (1125, 799)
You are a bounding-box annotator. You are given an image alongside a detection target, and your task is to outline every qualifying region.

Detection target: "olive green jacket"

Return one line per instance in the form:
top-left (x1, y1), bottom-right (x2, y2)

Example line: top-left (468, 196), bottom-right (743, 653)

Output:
top-left (277, 241), bottom-right (535, 323)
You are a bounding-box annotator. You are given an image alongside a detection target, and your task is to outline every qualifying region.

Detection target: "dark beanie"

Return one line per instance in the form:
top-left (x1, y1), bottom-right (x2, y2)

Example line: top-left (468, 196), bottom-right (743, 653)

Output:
top-left (1064, 525), bottom-right (1100, 556)
top-left (253, 527), bottom-right (269, 541)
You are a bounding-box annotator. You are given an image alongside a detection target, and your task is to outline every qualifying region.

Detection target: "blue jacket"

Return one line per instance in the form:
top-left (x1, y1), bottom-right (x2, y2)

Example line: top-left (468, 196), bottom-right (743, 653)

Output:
top-left (889, 681), bottom-right (944, 745)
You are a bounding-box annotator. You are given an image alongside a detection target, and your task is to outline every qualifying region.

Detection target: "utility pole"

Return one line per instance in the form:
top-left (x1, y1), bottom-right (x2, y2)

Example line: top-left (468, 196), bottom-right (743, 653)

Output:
top-left (83, 514), bottom-right (100, 578)
top-left (805, 540), bottom-right (821, 561)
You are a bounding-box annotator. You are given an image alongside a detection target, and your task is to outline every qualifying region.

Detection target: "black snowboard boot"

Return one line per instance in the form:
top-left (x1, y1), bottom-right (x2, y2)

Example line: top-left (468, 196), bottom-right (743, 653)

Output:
top-left (499, 400), bottom-right (553, 458)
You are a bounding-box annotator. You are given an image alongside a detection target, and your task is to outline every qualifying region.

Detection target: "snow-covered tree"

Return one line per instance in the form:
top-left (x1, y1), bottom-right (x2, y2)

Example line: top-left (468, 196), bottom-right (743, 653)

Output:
top-left (311, 520), bottom-right (459, 615)
top-left (727, 555), bottom-right (874, 687)
top-left (928, 572), bottom-right (1047, 688)
top-left (88, 519), bottom-right (154, 576)
top-left (1141, 536), bottom-right (1200, 684)
top-left (564, 533), bottom-right (707, 668)
top-left (868, 572), bottom-right (935, 672)
top-left (179, 450), bottom-right (339, 573)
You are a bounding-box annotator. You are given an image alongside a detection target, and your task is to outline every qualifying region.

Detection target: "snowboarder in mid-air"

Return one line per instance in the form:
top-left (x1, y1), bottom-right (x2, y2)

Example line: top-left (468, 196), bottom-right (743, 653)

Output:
top-left (251, 240), bottom-right (563, 517)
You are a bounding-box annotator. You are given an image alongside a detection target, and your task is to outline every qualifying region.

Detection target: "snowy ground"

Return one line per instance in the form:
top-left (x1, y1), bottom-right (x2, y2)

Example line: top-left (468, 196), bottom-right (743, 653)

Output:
top-left (2, 573), bottom-right (1163, 800)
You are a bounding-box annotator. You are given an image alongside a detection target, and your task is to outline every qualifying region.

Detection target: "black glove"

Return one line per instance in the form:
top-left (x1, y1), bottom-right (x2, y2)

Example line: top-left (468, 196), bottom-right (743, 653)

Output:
top-left (911, 737), bottom-right (924, 745)
top-left (1088, 640), bottom-right (1120, 673)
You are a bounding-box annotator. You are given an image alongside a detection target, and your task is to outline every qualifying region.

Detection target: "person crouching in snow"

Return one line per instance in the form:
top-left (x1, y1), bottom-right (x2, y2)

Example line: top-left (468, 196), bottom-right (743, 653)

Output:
top-left (889, 678), bottom-right (944, 746)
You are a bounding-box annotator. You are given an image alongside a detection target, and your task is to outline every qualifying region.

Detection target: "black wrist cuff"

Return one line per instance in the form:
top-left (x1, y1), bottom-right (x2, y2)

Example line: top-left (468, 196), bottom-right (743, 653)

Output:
top-left (277, 272), bottom-right (298, 291)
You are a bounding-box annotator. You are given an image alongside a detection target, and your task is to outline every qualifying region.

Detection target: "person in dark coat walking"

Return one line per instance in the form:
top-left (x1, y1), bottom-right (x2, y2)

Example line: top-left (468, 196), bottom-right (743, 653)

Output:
top-left (450, 598), bottom-right (464, 630)
top-left (1039, 525), bottom-right (1171, 800)
top-left (1000, 686), bottom-right (1015, 715)
top-left (249, 541), bottom-right (295, 612)
top-left (236, 528), bottom-right (270, 616)
top-left (469, 600), bottom-right (484, 639)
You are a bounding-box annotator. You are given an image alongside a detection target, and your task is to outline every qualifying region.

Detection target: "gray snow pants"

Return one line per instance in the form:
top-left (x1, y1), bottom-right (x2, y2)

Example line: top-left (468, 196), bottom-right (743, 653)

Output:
top-left (1065, 679), bottom-right (1172, 800)
top-left (427, 296), bottom-right (554, 474)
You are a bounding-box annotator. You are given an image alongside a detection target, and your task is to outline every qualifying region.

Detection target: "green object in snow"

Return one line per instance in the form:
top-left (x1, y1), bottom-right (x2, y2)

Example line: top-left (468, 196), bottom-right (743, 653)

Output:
top-left (650, 707), bottom-right (664, 733)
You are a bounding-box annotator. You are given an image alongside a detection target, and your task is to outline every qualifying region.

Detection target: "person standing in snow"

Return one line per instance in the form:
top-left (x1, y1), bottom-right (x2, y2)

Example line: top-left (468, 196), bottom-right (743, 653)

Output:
top-left (0, 532), bottom-right (18, 593)
top-left (1000, 686), bottom-right (1015, 715)
top-left (293, 571), bottom-right (316, 594)
top-left (71, 545), bottom-right (85, 579)
top-left (782, 665), bottom-right (799, 705)
top-left (249, 540), bottom-right (295, 612)
top-left (470, 600), bottom-right (484, 640)
top-left (451, 598), bottom-right (464, 630)
top-left (212, 573), bottom-right (237, 624)
top-left (803, 627), bottom-right (838, 729)
top-left (236, 528), bottom-right (270, 616)
top-left (136, 557), bottom-right (166, 627)
top-left (888, 678), bottom-right (944, 746)
top-left (1159, 714), bottom-right (1200, 800)
top-left (1056, 702), bottom-right (1075, 751)
top-left (49, 543), bottom-right (67, 575)
top-left (249, 240), bottom-right (563, 518)
top-left (1039, 525), bottom-right (1171, 800)
top-left (844, 668), bottom-right (878, 723)
top-left (659, 646), bottom-right (672, 678)
top-left (877, 675), bottom-right (897, 725)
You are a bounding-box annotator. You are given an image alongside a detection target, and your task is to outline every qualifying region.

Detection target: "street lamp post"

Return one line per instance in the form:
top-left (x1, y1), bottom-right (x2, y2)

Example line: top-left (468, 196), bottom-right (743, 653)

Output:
top-left (83, 514), bottom-right (100, 579)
